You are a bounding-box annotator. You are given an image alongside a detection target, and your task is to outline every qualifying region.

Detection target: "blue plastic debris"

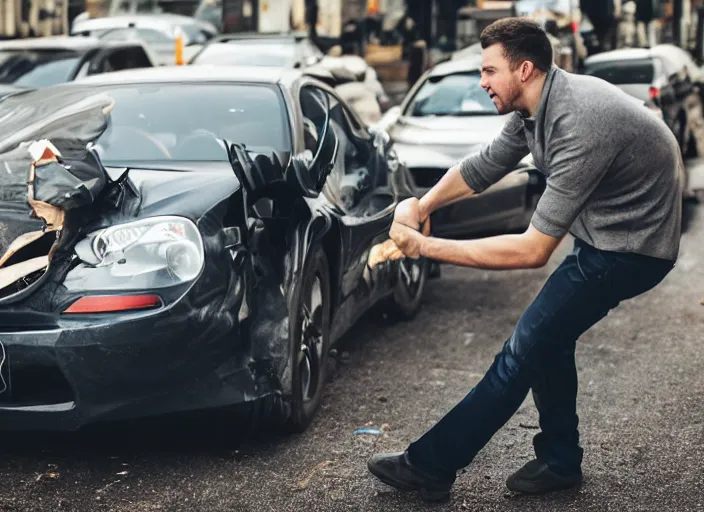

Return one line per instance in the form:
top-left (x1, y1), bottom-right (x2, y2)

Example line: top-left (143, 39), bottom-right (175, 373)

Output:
top-left (354, 426), bottom-right (382, 436)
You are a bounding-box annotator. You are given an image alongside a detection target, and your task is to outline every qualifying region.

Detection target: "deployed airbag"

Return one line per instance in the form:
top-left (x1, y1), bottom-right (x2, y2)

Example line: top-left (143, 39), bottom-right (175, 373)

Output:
top-left (32, 148), bottom-right (108, 210)
top-left (0, 93), bottom-right (116, 298)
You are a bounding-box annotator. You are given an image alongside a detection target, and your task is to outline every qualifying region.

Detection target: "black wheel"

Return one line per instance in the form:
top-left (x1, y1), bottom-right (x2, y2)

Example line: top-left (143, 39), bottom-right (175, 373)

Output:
top-left (287, 245), bottom-right (331, 432)
top-left (384, 256), bottom-right (428, 320)
top-left (685, 130), bottom-right (698, 159)
top-left (674, 113), bottom-right (691, 157)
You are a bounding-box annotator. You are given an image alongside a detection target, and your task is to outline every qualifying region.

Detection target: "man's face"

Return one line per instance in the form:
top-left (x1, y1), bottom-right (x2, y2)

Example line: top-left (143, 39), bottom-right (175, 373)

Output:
top-left (479, 43), bottom-right (523, 115)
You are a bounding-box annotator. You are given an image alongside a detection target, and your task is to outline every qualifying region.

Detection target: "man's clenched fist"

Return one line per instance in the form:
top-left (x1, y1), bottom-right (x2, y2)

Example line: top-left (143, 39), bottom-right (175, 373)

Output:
top-left (394, 198), bottom-right (431, 236)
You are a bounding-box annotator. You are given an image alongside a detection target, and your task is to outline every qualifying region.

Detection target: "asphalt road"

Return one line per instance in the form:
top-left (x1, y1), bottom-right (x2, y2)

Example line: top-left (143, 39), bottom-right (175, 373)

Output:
top-left (0, 196), bottom-right (702, 512)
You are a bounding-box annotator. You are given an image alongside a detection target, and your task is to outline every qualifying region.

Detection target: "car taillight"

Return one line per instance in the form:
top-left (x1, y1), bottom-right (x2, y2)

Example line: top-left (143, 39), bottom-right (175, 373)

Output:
top-left (63, 294), bottom-right (162, 314)
top-left (649, 86), bottom-right (660, 100)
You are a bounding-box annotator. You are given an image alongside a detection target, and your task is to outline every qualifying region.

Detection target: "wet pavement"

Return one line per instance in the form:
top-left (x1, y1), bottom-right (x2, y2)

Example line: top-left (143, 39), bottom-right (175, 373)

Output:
top-left (0, 173), bottom-right (702, 512)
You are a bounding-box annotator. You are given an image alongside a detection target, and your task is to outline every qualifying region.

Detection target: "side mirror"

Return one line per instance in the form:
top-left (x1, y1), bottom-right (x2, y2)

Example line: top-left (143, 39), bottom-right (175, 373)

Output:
top-left (373, 105), bottom-right (402, 133)
top-left (368, 125), bottom-right (390, 148)
top-left (290, 128), bottom-right (339, 198)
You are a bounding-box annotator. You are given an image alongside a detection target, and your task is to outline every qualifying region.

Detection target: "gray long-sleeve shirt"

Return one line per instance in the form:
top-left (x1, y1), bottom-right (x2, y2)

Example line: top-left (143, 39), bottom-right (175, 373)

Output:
top-left (459, 66), bottom-right (682, 261)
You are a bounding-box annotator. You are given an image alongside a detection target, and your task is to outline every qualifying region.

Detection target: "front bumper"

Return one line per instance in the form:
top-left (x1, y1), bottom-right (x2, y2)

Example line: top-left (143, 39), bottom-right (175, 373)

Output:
top-left (0, 307), bottom-right (275, 431)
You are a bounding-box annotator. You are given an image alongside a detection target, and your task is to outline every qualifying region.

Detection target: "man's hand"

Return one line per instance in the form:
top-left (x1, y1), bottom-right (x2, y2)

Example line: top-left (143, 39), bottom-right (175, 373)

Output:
top-left (394, 198), bottom-right (431, 236)
top-left (389, 221), bottom-right (426, 259)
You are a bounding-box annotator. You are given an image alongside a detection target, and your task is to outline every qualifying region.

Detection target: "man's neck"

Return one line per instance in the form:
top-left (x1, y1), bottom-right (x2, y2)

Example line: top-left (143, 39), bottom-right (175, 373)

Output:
top-left (520, 71), bottom-right (549, 118)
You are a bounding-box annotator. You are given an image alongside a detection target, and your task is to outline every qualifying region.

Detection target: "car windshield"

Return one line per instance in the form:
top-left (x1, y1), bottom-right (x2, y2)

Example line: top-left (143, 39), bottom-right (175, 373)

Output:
top-left (0, 82), bottom-right (291, 163)
top-left (405, 72), bottom-right (497, 116)
top-left (192, 40), bottom-right (296, 67)
top-left (0, 50), bottom-right (81, 87)
top-left (584, 58), bottom-right (655, 84)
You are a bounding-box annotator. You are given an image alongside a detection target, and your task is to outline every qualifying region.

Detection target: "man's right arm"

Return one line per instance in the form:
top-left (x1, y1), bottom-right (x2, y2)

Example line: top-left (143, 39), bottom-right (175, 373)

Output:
top-left (419, 113), bottom-right (530, 220)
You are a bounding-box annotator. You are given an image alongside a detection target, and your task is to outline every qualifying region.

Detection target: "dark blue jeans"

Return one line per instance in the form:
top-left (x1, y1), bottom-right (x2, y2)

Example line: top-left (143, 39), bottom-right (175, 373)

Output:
top-left (407, 238), bottom-right (675, 478)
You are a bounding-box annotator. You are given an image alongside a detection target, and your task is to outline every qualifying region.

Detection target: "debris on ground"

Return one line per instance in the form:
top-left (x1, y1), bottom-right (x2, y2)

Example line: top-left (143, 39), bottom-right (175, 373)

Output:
top-left (35, 472), bottom-right (59, 482)
top-left (295, 460), bottom-right (334, 491)
top-left (354, 427), bottom-right (382, 436)
top-left (354, 422), bottom-right (393, 436)
top-left (519, 423), bottom-right (539, 429)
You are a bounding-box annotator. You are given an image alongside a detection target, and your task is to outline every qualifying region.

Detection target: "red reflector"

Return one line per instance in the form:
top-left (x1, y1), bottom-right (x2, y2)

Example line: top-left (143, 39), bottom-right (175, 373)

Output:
top-left (571, 21), bottom-right (579, 33)
top-left (63, 295), bottom-right (161, 314)
top-left (649, 87), bottom-right (660, 100)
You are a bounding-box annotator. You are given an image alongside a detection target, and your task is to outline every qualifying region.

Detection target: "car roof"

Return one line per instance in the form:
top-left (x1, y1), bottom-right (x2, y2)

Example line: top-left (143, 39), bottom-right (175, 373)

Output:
top-left (209, 32), bottom-right (309, 46)
top-left (429, 56), bottom-right (483, 77)
top-left (0, 35), bottom-right (127, 51)
top-left (584, 48), bottom-right (652, 65)
top-left (73, 64), bottom-right (302, 86)
top-left (72, 13), bottom-right (199, 33)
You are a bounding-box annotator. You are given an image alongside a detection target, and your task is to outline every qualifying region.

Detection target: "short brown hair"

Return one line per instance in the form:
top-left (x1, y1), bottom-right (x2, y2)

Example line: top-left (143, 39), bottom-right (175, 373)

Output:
top-left (479, 18), bottom-right (553, 72)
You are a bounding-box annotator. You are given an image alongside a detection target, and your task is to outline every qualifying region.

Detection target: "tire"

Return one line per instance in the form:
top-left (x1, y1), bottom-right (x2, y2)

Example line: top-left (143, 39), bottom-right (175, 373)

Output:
top-left (384, 256), bottom-right (428, 321)
top-left (685, 130), bottom-right (698, 159)
top-left (286, 245), bottom-right (331, 433)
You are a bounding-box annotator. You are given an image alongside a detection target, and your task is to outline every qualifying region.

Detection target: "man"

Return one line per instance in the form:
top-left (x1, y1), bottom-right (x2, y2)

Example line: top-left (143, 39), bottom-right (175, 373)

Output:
top-left (367, 17), bottom-right (682, 502)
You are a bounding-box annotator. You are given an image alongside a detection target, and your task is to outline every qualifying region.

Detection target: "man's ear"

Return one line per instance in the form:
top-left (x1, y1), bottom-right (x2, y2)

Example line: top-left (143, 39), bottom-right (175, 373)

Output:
top-left (520, 61), bottom-right (535, 82)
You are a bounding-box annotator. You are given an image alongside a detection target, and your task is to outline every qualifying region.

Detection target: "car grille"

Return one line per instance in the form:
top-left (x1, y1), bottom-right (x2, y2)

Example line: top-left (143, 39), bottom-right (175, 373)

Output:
top-left (0, 352), bottom-right (74, 407)
top-left (410, 167), bottom-right (447, 188)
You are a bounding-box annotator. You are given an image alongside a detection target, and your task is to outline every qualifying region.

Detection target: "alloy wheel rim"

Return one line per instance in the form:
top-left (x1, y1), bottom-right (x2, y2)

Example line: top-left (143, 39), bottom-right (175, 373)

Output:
top-left (299, 274), bottom-right (323, 403)
top-left (399, 258), bottom-right (423, 297)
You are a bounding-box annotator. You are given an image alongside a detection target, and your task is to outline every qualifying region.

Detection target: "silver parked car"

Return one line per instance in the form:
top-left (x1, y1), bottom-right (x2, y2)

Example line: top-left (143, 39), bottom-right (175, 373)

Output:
top-left (71, 14), bottom-right (218, 66)
top-left (376, 56), bottom-right (543, 238)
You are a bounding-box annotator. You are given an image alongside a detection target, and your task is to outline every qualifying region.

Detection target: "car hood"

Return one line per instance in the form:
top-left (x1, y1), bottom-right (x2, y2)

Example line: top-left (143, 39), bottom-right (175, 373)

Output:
top-left (389, 114), bottom-right (510, 161)
top-left (104, 161), bottom-right (241, 220)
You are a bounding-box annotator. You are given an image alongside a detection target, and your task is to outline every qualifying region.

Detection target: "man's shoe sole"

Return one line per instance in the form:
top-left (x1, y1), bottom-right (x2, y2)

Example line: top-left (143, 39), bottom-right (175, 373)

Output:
top-left (506, 474), bottom-right (582, 495)
top-left (367, 460), bottom-right (451, 502)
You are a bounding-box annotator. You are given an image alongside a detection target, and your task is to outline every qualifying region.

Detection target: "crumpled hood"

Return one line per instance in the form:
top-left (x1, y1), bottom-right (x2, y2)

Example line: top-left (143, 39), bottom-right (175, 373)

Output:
top-left (390, 114), bottom-right (510, 162)
top-left (105, 162), bottom-right (241, 220)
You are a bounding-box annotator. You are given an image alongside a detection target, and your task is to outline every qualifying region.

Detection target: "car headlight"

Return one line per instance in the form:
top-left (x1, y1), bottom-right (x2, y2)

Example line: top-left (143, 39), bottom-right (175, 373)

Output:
top-left (71, 216), bottom-right (204, 289)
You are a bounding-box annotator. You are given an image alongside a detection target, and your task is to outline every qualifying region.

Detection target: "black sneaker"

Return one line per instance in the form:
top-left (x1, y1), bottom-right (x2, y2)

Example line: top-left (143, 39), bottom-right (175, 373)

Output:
top-left (506, 459), bottom-right (582, 494)
top-left (367, 451), bottom-right (454, 502)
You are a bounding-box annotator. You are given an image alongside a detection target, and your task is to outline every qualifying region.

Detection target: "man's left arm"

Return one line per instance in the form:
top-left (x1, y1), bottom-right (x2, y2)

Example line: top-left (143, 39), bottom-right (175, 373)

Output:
top-left (398, 118), bottom-right (614, 270)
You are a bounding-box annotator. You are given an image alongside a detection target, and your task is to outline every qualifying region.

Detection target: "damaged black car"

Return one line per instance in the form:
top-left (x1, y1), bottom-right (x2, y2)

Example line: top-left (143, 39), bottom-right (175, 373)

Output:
top-left (0, 66), bottom-right (451, 432)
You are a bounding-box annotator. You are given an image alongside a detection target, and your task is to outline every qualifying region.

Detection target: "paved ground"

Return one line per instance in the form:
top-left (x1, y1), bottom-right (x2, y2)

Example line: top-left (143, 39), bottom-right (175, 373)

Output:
top-left (0, 176), bottom-right (702, 512)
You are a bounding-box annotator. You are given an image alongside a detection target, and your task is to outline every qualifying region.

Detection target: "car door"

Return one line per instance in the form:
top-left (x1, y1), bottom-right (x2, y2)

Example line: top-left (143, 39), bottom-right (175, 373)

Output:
top-left (299, 84), bottom-right (398, 336)
top-left (322, 87), bottom-right (396, 279)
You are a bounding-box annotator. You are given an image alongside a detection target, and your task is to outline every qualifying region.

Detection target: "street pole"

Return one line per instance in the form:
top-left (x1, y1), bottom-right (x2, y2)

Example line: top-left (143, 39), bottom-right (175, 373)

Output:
top-left (673, 0), bottom-right (683, 46)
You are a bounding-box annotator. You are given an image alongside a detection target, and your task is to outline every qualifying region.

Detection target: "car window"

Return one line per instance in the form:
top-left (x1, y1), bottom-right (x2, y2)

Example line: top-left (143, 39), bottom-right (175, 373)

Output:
top-left (405, 72), bottom-right (497, 116)
top-left (103, 47), bottom-right (153, 71)
top-left (101, 27), bottom-right (173, 44)
top-left (300, 85), bottom-right (328, 155)
top-left (584, 58), bottom-right (655, 84)
top-left (191, 40), bottom-right (296, 67)
top-left (195, 0), bottom-right (222, 28)
top-left (0, 50), bottom-right (81, 87)
top-left (324, 90), bottom-right (376, 212)
top-left (178, 24), bottom-right (212, 45)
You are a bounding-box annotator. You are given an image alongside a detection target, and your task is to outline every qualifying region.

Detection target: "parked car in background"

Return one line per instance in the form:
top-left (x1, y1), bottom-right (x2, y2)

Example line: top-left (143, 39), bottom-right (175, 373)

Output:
top-left (71, 14), bottom-right (218, 65)
top-left (584, 46), bottom-right (699, 158)
top-left (375, 56), bottom-right (543, 238)
top-left (0, 36), bottom-right (154, 90)
top-left (189, 32), bottom-right (324, 69)
top-left (190, 34), bottom-right (390, 125)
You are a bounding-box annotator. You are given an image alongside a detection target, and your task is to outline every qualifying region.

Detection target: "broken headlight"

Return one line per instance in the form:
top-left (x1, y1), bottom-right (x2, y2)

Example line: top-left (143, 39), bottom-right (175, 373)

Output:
top-left (70, 216), bottom-right (204, 290)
